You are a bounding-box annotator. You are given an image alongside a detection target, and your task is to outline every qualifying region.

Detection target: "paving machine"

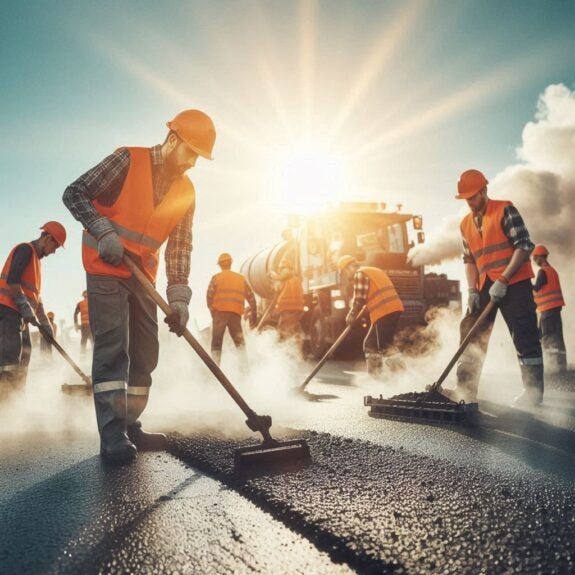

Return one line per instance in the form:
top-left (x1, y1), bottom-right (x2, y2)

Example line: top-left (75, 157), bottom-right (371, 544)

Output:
top-left (241, 202), bottom-right (461, 360)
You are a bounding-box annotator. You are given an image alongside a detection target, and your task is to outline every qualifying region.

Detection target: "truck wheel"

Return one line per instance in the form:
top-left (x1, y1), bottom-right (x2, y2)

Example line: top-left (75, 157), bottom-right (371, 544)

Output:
top-left (309, 308), bottom-right (329, 360)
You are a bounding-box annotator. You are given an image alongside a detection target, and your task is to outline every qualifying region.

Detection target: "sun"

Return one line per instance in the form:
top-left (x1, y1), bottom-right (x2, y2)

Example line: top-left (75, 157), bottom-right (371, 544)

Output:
top-left (267, 143), bottom-right (349, 213)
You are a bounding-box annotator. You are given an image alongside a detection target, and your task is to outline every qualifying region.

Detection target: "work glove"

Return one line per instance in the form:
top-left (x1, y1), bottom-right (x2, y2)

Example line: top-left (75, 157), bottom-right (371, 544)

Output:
top-left (165, 284), bottom-right (192, 336)
top-left (89, 217), bottom-right (124, 266)
top-left (249, 315), bottom-right (258, 330)
top-left (345, 311), bottom-right (356, 326)
top-left (489, 278), bottom-right (508, 303)
top-left (467, 289), bottom-right (481, 314)
top-left (13, 293), bottom-right (39, 326)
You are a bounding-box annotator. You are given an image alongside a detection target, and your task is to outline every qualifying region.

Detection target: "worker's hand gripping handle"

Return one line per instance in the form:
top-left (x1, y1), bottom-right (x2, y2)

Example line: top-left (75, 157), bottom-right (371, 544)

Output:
top-left (122, 255), bottom-right (272, 431)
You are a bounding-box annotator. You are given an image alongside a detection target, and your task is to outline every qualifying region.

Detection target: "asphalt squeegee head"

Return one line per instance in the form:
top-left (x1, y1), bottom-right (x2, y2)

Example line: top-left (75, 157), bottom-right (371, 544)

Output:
top-left (365, 302), bottom-right (496, 425)
top-left (123, 256), bottom-right (311, 472)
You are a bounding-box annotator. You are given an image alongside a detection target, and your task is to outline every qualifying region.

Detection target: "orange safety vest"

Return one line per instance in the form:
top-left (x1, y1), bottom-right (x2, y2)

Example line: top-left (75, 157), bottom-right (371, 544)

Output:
top-left (212, 270), bottom-right (246, 315)
top-left (0, 243), bottom-right (41, 312)
top-left (277, 276), bottom-right (304, 312)
top-left (82, 147), bottom-right (195, 282)
top-left (460, 199), bottom-right (533, 290)
top-left (534, 265), bottom-right (565, 313)
top-left (358, 266), bottom-right (404, 323)
top-left (78, 298), bottom-right (90, 325)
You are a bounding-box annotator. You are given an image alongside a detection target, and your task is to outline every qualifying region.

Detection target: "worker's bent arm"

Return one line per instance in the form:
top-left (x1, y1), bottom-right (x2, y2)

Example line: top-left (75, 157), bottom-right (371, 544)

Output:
top-left (501, 247), bottom-right (531, 282)
top-left (8, 283), bottom-right (27, 302)
top-left (464, 262), bottom-right (480, 291)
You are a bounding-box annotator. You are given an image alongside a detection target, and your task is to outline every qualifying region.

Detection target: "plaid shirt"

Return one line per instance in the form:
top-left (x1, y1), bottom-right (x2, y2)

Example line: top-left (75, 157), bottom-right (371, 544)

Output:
top-left (462, 204), bottom-right (534, 264)
top-left (63, 146), bottom-right (194, 286)
top-left (350, 270), bottom-right (370, 316)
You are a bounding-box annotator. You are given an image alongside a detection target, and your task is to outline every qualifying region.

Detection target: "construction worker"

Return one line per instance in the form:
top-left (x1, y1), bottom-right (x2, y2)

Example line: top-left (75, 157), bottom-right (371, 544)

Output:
top-left (269, 232), bottom-right (305, 344)
top-left (207, 253), bottom-right (257, 366)
top-left (0, 222), bottom-right (66, 395)
top-left (532, 245), bottom-right (567, 373)
top-left (337, 255), bottom-right (404, 377)
top-left (74, 290), bottom-right (92, 354)
top-left (63, 109), bottom-right (216, 464)
top-left (449, 169), bottom-right (543, 407)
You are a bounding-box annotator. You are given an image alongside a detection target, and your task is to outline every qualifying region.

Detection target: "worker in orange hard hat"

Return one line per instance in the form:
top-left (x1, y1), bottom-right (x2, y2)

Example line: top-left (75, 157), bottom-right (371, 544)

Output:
top-left (63, 109), bottom-right (216, 464)
top-left (0, 222), bottom-right (66, 397)
top-left (337, 255), bottom-right (404, 378)
top-left (74, 290), bottom-right (92, 355)
top-left (207, 253), bottom-right (257, 366)
top-left (442, 169), bottom-right (543, 408)
top-left (532, 245), bottom-right (567, 373)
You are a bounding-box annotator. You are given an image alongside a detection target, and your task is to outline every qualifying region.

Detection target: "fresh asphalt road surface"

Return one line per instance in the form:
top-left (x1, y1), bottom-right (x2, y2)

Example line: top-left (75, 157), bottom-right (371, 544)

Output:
top-left (1, 357), bottom-right (574, 574)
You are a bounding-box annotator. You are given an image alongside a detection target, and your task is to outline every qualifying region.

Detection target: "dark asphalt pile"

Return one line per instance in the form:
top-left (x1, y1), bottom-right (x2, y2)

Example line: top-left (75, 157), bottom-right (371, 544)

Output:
top-left (169, 430), bottom-right (575, 575)
top-left (382, 391), bottom-right (457, 402)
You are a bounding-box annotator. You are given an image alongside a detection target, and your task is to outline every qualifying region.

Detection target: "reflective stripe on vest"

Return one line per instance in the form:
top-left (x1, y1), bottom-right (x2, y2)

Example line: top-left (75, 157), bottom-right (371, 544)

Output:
top-left (212, 270), bottom-right (246, 315)
top-left (358, 267), bottom-right (404, 323)
top-left (277, 277), bottom-right (305, 312)
top-left (82, 147), bottom-right (195, 282)
top-left (0, 243), bottom-right (41, 312)
top-left (460, 199), bottom-right (533, 290)
top-left (78, 298), bottom-right (90, 325)
top-left (534, 266), bottom-right (565, 313)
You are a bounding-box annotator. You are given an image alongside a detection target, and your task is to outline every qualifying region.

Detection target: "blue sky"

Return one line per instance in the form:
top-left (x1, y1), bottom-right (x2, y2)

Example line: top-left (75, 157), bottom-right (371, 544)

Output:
top-left (1, 0), bottom-right (574, 327)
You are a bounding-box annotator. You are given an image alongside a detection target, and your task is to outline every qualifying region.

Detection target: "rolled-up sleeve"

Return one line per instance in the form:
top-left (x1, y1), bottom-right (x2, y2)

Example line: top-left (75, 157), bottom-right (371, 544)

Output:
top-left (62, 149), bottom-right (130, 229)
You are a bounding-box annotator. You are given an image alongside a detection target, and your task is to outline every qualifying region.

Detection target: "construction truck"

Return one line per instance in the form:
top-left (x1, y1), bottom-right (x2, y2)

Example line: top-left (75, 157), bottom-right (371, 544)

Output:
top-left (240, 202), bottom-right (460, 359)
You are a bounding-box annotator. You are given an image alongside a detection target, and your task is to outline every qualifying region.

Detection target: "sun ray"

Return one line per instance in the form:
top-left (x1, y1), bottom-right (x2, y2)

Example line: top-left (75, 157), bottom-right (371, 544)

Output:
top-left (352, 47), bottom-right (562, 161)
top-left (329, 0), bottom-right (427, 139)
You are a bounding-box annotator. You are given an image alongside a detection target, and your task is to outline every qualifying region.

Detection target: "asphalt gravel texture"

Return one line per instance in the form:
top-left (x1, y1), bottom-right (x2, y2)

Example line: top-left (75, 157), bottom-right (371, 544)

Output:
top-left (169, 429), bottom-right (575, 575)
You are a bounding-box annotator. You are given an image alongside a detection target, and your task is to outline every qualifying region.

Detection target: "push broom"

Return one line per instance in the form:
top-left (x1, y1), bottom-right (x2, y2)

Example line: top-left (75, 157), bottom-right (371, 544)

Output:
top-left (364, 302), bottom-right (495, 424)
top-left (123, 256), bottom-right (311, 470)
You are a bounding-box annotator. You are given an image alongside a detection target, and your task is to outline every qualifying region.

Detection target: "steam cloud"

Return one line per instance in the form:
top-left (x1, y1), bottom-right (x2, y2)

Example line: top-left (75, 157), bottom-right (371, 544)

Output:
top-left (408, 83), bottom-right (575, 274)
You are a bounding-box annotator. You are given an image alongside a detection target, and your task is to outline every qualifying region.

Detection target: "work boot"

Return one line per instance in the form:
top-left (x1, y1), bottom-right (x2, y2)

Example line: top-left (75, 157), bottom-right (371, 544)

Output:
top-left (366, 353), bottom-right (384, 378)
top-left (94, 388), bottom-right (137, 464)
top-left (127, 421), bottom-right (168, 451)
top-left (211, 349), bottom-right (222, 367)
top-left (385, 354), bottom-right (406, 372)
top-left (127, 392), bottom-right (167, 451)
top-left (514, 362), bottom-right (544, 408)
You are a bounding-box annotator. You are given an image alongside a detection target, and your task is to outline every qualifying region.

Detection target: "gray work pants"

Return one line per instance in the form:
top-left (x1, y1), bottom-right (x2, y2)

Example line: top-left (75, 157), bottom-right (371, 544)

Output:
top-left (539, 307), bottom-right (567, 372)
top-left (87, 274), bottom-right (158, 391)
top-left (211, 311), bottom-right (245, 352)
top-left (457, 278), bottom-right (543, 393)
top-left (80, 324), bottom-right (93, 353)
top-left (0, 304), bottom-right (31, 388)
top-left (363, 311), bottom-right (402, 355)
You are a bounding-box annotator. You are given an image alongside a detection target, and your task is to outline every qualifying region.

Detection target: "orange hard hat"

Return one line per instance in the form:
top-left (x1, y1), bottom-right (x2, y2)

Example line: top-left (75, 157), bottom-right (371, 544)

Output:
top-left (456, 169), bottom-right (488, 200)
top-left (217, 252), bottom-right (232, 265)
top-left (166, 109), bottom-right (216, 160)
top-left (532, 245), bottom-right (549, 257)
top-left (337, 255), bottom-right (357, 272)
top-left (40, 221), bottom-right (66, 247)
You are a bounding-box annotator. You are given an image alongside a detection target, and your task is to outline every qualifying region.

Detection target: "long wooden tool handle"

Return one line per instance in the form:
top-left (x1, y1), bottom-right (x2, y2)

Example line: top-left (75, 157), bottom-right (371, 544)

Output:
top-left (299, 305), bottom-right (368, 391)
top-left (123, 256), bottom-right (257, 419)
top-left (256, 290), bottom-right (280, 332)
top-left (429, 300), bottom-right (495, 394)
top-left (37, 324), bottom-right (91, 386)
